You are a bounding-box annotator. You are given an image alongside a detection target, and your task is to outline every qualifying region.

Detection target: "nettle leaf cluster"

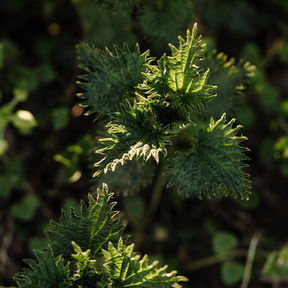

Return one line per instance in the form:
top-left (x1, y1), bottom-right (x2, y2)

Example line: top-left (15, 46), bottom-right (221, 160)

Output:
top-left (78, 23), bottom-right (253, 200)
top-left (5, 23), bottom-right (254, 287)
top-left (10, 185), bottom-right (187, 287)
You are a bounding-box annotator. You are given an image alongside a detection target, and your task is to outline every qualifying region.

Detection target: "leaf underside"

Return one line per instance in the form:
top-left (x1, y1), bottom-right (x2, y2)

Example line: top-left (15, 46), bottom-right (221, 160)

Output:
top-left (103, 238), bottom-right (188, 288)
top-left (94, 103), bottom-right (172, 176)
top-left (92, 158), bottom-right (156, 196)
top-left (165, 113), bottom-right (251, 200)
top-left (77, 42), bottom-right (150, 118)
top-left (47, 183), bottom-right (122, 262)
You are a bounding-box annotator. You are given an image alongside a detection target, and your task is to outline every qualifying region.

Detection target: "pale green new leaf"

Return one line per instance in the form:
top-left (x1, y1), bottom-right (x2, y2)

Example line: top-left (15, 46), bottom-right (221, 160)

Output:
top-left (77, 43), bottom-right (150, 118)
top-left (14, 245), bottom-right (70, 288)
top-left (47, 184), bottom-right (122, 262)
top-left (199, 52), bottom-right (256, 118)
top-left (94, 103), bottom-right (173, 176)
top-left (141, 23), bottom-right (216, 122)
top-left (70, 241), bottom-right (102, 287)
top-left (165, 113), bottom-right (251, 200)
top-left (103, 238), bottom-right (188, 287)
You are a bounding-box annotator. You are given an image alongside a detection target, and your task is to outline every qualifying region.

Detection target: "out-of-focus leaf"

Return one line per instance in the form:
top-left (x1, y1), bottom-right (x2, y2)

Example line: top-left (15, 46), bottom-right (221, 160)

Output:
top-left (221, 261), bottom-right (244, 285)
top-left (13, 87), bottom-right (29, 102)
top-left (199, 52), bottom-right (255, 119)
top-left (212, 232), bottom-right (238, 254)
top-left (51, 107), bottom-right (69, 131)
top-left (138, 0), bottom-right (192, 45)
top-left (0, 138), bottom-right (8, 156)
top-left (10, 195), bottom-right (39, 221)
top-left (1, 38), bottom-right (18, 61)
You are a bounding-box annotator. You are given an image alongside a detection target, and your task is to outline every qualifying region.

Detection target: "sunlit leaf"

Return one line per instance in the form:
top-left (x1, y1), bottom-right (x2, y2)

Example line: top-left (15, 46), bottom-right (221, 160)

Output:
top-left (103, 238), bottom-right (188, 287)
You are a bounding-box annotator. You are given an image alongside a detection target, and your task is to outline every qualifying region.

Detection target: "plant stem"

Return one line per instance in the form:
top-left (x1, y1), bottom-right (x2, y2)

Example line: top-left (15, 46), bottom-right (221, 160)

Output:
top-left (132, 162), bottom-right (166, 247)
top-left (146, 162), bottom-right (166, 221)
top-left (240, 232), bottom-right (261, 288)
top-left (184, 250), bottom-right (249, 271)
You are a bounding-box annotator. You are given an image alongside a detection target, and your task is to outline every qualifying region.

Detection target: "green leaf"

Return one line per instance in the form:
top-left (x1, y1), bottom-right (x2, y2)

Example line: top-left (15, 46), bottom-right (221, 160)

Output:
top-left (138, 0), bottom-right (191, 45)
top-left (71, 241), bottom-right (102, 287)
top-left (221, 261), bottom-right (244, 285)
top-left (212, 232), bottom-right (238, 254)
top-left (199, 52), bottom-right (255, 119)
top-left (1, 38), bottom-right (18, 61)
top-left (262, 251), bottom-right (280, 281)
top-left (77, 42), bottom-right (150, 118)
top-left (13, 87), bottom-right (29, 102)
top-left (103, 238), bottom-right (188, 287)
top-left (165, 113), bottom-right (251, 199)
top-left (10, 195), bottom-right (39, 221)
top-left (46, 184), bottom-right (122, 262)
top-left (96, 0), bottom-right (137, 13)
top-left (262, 244), bottom-right (288, 280)
top-left (51, 107), bottom-right (70, 131)
top-left (94, 102), bottom-right (172, 176)
top-left (0, 138), bottom-right (8, 156)
top-left (142, 23), bottom-right (216, 121)
top-left (14, 245), bottom-right (70, 288)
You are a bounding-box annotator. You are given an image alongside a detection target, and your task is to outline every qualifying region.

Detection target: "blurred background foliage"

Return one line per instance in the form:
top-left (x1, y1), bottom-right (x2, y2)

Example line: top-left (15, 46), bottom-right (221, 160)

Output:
top-left (1, 0), bottom-right (288, 287)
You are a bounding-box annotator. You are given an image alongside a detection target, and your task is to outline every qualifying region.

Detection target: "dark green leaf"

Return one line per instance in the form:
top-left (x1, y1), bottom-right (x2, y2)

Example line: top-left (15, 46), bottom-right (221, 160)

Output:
top-left (96, 0), bottom-right (137, 13)
top-left (14, 245), bottom-right (70, 288)
top-left (212, 232), bottom-right (238, 254)
top-left (77, 42), bottom-right (150, 118)
top-left (47, 184), bottom-right (122, 261)
top-left (138, 0), bottom-right (192, 45)
top-left (221, 261), bottom-right (244, 285)
top-left (165, 113), bottom-right (251, 199)
top-left (10, 195), bottom-right (39, 221)
top-left (199, 52), bottom-right (255, 119)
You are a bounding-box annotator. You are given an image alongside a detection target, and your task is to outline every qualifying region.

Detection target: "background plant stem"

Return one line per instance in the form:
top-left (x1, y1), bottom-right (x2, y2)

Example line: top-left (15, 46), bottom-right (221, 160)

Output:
top-left (240, 232), bottom-right (261, 288)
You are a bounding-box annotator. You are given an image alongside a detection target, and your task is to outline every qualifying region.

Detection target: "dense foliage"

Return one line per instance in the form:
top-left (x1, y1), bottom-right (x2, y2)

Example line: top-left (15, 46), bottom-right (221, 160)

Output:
top-left (2, 0), bottom-right (288, 287)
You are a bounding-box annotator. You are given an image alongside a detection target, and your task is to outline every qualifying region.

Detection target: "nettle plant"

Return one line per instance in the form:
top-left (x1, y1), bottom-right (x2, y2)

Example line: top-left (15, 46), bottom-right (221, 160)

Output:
top-left (5, 24), bottom-right (255, 287)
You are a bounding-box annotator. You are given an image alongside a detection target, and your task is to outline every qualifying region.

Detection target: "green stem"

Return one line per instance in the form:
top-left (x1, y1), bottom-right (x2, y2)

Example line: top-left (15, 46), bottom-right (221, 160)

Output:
top-left (146, 162), bottom-right (166, 220)
top-left (132, 162), bottom-right (166, 247)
